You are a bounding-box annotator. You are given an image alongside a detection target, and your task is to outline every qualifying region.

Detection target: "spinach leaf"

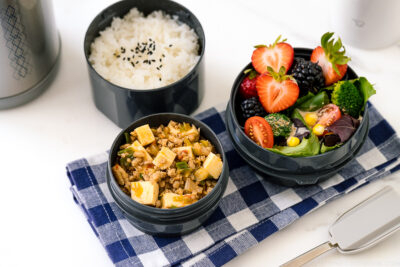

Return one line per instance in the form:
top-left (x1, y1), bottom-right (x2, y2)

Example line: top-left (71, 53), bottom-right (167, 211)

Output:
top-left (297, 91), bottom-right (330, 111)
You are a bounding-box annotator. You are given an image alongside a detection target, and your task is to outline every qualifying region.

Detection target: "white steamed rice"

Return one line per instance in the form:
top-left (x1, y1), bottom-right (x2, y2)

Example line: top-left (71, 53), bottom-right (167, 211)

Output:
top-left (89, 8), bottom-right (200, 89)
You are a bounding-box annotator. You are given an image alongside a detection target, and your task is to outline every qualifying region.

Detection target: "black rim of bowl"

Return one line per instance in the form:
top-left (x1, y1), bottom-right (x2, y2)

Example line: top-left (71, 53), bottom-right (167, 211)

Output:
top-left (83, 0), bottom-right (205, 93)
top-left (107, 112), bottom-right (228, 218)
top-left (229, 47), bottom-right (368, 160)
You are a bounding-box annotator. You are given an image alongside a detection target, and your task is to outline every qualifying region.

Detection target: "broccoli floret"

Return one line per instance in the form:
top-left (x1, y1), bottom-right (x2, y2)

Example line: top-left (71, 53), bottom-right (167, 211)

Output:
top-left (265, 113), bottom-right (293, 137)
top-left (331, 81), bottom-right (363, 118)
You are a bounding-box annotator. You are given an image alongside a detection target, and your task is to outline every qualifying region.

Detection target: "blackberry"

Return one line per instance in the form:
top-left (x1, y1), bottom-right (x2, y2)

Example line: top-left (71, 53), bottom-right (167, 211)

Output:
top-left (240, 97), bottom-right (266, 119)
top-left (290, 57), bottom-right (325, 95)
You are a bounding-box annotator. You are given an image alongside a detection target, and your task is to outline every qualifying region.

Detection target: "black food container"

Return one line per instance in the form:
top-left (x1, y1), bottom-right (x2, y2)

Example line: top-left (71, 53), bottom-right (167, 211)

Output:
top-left (84, 0), bottom-right (205, 128)
top-left (226, 48), bottom-right (369, 186)
top-left (107, 113), bottom-right (229, 236)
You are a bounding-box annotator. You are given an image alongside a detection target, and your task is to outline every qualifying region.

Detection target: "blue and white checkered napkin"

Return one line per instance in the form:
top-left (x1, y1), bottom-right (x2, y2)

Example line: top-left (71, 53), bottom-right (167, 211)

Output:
top-left (67, 103), bottom-right (400, 267)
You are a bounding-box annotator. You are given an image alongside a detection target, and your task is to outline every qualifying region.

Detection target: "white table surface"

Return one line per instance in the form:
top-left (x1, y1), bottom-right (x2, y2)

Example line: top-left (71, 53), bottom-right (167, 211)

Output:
top-left (1, 0), bottom-right (399, 266)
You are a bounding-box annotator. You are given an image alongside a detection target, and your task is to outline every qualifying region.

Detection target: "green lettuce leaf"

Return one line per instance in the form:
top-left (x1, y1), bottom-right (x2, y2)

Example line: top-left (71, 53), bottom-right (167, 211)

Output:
top-left (267, 133), bottom-right (320, 157)
top-left (320, 143), bottom-right (341, 153)
top-left (353, 77), bottom-right (376, 108)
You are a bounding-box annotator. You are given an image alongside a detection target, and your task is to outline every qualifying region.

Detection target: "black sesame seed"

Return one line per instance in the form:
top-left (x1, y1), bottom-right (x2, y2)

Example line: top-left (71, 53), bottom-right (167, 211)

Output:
top-left (136, 61), bottom-right (139, 64)
top-left (169, 44), bottom-right (172, 47)
top-left (151, 59), bottom-right (155, 62)
top-left (116, 55), bottom-right (120, 58)
top-left (162, 54), bottom-right (165, 57)
top-left (156, 67), bottom-right (159, 70)
top-left (130, 49), bottom-right (133, 52)
top-left (159, 58), bottom-right (162, 62)
top-left (127, 57), bottom-right (130, 61)
top-left (159, 78), bottom-right (161, 81)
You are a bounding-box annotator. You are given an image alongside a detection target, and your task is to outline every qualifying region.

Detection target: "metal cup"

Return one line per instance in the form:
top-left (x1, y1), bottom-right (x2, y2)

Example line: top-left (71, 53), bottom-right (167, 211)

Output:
top-left (0, 0), bottom-right (60, 109)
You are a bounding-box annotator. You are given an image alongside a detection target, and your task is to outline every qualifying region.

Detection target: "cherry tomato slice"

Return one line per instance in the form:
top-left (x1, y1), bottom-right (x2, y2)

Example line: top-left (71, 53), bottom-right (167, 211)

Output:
top-left (244, 116), bottom-right (274, 148)
top-left (317, 104), bottom-right (341, 127)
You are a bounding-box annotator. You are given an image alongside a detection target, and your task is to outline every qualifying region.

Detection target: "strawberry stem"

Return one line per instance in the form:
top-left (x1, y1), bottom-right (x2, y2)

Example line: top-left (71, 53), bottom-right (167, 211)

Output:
top-left (267, 66), bottom-right (294, 83)
top-left (320, 32), bottom-right (351, 75)
top-left (254, 35), bottom-right (287, 49)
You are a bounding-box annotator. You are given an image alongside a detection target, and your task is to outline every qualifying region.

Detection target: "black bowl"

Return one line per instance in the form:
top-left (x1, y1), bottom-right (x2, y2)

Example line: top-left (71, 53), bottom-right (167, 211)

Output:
top-left (226, 48), bottom-right (369, 186)
top-left (107, 113), bottom-right (229, 236)
top-left (84, 0), bottom-right (205, 128)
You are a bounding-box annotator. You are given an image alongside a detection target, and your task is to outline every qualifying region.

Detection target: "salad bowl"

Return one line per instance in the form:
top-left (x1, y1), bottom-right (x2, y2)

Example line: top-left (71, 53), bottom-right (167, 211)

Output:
top-left (226, 48), bottom-right (369, 186)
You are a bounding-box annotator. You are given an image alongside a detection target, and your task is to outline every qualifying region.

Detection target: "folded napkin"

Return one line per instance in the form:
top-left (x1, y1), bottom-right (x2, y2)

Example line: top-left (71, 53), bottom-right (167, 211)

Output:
top-left (67, 102), bottom-right (400, 267)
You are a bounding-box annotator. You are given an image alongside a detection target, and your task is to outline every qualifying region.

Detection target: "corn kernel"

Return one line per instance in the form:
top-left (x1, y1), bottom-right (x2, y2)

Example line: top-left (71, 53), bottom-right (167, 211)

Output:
top-left (313, 124), bottom-right (325, 136)
top-left (287, 136), bottom-right (300, 147)
top-left (304, 112), bottom-right (318, 127)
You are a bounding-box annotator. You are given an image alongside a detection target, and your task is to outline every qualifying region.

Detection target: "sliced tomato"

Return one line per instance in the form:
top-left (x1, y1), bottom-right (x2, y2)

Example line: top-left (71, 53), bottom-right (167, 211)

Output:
top-left (317, 104), bottom-right (341, 127)
top-left (244, 116), bottom-right (274, 148)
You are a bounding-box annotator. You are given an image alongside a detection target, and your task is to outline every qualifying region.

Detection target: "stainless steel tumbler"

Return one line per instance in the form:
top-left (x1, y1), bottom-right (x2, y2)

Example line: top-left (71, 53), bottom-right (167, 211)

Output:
top-left (0, 0), bottom-right (60, 109)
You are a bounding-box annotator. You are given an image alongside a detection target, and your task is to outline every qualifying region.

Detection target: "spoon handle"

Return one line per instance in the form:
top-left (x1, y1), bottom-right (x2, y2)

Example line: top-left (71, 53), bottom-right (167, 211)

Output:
top-left (280, 241), bottom-right (336, 267)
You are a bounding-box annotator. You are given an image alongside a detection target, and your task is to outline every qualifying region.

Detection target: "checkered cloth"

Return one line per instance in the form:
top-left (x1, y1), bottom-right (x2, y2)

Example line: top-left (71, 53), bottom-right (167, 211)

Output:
top-left (67, 102), bottom-right (400, 267)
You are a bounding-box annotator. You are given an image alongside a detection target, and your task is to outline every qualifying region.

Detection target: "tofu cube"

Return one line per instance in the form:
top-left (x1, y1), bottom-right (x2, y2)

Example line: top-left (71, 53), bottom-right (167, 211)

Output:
top-left (203, 152), bottom-right (223, 179)
top-left (130, 141), bottom-right (153, 162)
top-left (181, 125), bottom-right (199, 137)
top-left (161, 192), bottom-right (194, 208)
top-left (194, 167), bottom-right (209, 182)
top-left (131, 181), bottom-right (159, 206)
top-left (134, 124), bottom-right (155, 146)
top-left (153, 147), bottom-right (176, 169)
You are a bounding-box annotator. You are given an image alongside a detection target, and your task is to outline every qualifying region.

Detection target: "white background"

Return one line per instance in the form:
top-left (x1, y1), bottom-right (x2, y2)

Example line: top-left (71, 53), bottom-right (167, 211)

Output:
top-left (1, 0), bottom-right (400, 266)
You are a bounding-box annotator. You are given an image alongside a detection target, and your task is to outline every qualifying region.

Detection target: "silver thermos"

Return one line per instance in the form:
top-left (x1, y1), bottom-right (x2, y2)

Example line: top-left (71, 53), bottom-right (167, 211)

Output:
top-left (0, 0), bottom-right (60, 109)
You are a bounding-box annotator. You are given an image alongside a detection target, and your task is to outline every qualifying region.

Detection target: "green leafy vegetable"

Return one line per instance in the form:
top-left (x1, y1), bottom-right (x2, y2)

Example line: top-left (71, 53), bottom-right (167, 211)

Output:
top-left (326, 114), bottom-right (360, 143)
top-left (353, 77), bottom-right (376, 109)
top-left (295, 92), bottom-right (315, 107)
top-left (325, 77), bottom-right (375, 115)
top-left (297, 91), bottom-right (330, 111)
top-left (321, 143), bottom-right (341, 153)
top-left (267, 133), bottom-right (320, 157)
top-left (176, 161), bottom-right (189, 169)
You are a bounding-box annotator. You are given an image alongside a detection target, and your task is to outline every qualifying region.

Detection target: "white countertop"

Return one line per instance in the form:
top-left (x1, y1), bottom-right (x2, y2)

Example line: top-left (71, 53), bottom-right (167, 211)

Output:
top-left (1, 0), bottom-right (399, 266)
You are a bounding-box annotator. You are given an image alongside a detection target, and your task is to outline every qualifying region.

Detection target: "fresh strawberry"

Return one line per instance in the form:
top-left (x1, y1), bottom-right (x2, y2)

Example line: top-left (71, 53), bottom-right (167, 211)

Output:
top-left (310, 32), bottom-right (350, 86)
top-left (239, 69), bottom-right (259, 99)
top-left (251, 35), bottom-right (294, 74)
top-left (256, 66), bottom-right (299, 113)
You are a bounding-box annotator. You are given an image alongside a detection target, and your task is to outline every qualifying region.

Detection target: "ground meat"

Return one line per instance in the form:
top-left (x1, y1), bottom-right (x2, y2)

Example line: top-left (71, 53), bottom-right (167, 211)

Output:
top-left (113, 120), bottom-right (222, 209)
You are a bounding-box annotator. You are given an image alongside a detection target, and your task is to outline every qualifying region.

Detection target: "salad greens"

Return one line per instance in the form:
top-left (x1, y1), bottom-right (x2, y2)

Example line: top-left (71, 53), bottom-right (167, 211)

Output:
top-left (267, 133), bottom-right (320, 157)
top-left (297, 91), bottom-right (330, 111)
